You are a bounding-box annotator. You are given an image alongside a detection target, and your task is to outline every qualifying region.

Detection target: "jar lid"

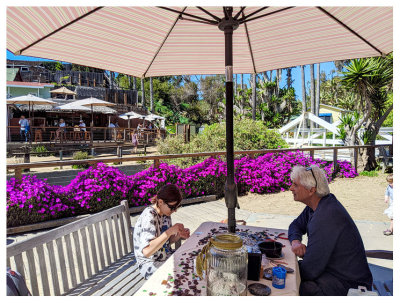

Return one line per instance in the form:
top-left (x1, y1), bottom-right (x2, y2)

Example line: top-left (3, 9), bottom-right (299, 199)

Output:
top-left (211, 233), bottom-right (243, 250)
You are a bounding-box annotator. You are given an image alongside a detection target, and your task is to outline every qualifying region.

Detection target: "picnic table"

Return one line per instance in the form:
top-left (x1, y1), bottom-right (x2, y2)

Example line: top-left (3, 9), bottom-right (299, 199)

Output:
top-left (134, 221), bottom-right (300, 296)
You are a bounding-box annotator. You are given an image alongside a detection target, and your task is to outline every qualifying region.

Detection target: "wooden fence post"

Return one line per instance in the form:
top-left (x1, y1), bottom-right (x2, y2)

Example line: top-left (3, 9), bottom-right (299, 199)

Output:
top-left (154, 159), bottom-right (160, 168)
top-left (353, 147), bottom-right (358, 173)
top-left (15, 168), bottom-right (22, 180)
top-left (333, 148), bottom-right (338, 174)
top-left (309, 149), bottom-right (314, 160)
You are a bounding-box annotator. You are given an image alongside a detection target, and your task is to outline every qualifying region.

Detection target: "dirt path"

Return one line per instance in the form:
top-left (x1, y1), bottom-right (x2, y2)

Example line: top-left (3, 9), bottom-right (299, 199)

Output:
top-left (235, 173), bottom-right (390, 222)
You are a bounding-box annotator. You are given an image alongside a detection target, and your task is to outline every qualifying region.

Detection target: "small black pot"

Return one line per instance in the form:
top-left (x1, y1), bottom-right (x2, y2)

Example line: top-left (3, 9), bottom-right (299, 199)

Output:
top-left (258, 241), bottom-right (283, 258)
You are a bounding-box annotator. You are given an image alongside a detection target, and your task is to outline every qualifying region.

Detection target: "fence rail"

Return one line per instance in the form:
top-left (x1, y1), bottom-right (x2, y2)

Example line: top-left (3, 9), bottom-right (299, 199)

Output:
top-left (7, 144), bottom-right (392, 180)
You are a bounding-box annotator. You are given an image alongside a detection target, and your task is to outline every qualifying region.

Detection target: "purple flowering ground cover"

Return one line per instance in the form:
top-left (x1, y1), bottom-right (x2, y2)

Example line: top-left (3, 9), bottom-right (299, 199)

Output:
top-left (7, 151), bottom-right (358, 227)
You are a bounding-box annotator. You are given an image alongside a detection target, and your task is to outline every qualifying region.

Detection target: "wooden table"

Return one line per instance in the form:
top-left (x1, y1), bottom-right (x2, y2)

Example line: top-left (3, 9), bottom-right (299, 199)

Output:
top-left (134, 221), bottom-right (300, 296)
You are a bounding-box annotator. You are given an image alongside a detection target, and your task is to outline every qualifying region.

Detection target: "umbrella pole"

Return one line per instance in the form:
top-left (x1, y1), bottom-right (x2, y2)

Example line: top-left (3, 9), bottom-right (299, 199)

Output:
top-left (90, 104), bottom-right (94, 152)
top-left (221, 7), bottom-right (239, 233)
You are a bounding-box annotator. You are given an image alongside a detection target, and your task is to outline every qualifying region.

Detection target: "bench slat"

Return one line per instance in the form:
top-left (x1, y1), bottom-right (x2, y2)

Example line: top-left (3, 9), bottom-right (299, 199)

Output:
top-left (95, 222), bottom-right (106, 270)
top-left (14, 253), bottom-right (25, 284)
top-left (113, 215), bottom-right (123, 260)
top-left (26, 249), bottom-right (39, 296)
top-left (72, 231), bottom-right (85, 283)
top-left (64, 234), bottom-right (77, 288)
top-left (121, 200), bottom-right (134, 252)
top-left (114, 268), bottom-right (144, 296)
top-left (373, 280), bottom-right (392, 296)
top-left (101, 220), bottom-right (112, 266)
top-left (46, 241), bottom-right (60, 295)
top-left (37, 245), bottom-right (50, 296)
top-left (118, 212), bottom-right (128, 256)
top-left (56, 237), bottom-right (69, 293)
top-left (88, 224), bottom-right (99, 274)
top-left (80, 228), bottom-right (92, 278)
top-left (107, 217), bottom-right (117, 263)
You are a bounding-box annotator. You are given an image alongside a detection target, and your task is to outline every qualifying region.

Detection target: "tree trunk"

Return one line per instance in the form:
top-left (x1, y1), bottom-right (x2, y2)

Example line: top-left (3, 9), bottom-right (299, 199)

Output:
top-left (310, 64), bottom-right (315, 128)
top-left (286, 67), bottom-right (292, 88)
top-left (252, 73), bottom-right (257, 120)
top-left (141, 78), bottom-right (146, 109)
top-left (316, 63), bottom-right (320, 118)
top-left (301, 65), bottom-right (306, 113)
top-left (150, 77), bottom-right (154, 113)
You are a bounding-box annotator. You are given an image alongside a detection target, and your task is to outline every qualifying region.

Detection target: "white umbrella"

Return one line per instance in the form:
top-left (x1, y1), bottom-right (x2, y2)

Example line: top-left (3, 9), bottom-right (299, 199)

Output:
top-left (55, 103), bottom-right (92, 111)
top-left (119, 111), bottom-right (145, 129)
top-left (145, 113), bottom-right (165, 121)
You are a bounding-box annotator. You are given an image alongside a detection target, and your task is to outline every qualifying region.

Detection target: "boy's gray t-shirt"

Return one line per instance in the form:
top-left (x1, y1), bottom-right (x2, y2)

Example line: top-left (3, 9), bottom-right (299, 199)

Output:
top-left (133, 206), bottom-right (173, 278)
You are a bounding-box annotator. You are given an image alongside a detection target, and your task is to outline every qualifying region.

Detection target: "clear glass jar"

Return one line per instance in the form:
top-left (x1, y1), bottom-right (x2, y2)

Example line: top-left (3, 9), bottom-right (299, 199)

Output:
top-left (206, 233), bottom-right (248, 296)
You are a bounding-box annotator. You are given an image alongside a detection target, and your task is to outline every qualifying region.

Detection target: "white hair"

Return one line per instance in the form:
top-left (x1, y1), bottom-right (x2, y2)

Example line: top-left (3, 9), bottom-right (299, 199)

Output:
top-left (290, 165), bottom-right (330, 197)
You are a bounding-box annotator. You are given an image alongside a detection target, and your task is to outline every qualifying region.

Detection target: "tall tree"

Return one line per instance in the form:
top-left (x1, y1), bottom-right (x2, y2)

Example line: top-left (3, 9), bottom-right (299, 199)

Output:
top-left (141, 78), bottom-right (146, 109)
top-left (316, 63), bottom-right (320, 118)
top-left (150, 77), bottom-right (154, 113)
top-left (252, 73), bottom-right (257, 120)
top-left (341, 54), bottom-right (393, 170)
top-left (301, 65), bottom-right (306, 113)
top-left (310, 64), bottom-right (315, 127)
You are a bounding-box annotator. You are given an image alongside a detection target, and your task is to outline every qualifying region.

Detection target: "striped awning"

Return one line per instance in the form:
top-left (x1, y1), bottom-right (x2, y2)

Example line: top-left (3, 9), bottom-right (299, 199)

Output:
top-left (7, 6), bottom-right (392, 77)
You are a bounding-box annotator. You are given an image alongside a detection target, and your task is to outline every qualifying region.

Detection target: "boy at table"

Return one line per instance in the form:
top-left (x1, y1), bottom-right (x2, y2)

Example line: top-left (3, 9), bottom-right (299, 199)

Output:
top-left (133, 184), bottom-right (190, 280)
top-left (288, 165), bottom-right (372, 296)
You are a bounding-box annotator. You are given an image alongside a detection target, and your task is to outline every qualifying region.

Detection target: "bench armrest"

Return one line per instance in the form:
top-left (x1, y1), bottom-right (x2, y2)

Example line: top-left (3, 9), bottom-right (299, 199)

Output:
top-left (365, 250), bottom-right (393, 260)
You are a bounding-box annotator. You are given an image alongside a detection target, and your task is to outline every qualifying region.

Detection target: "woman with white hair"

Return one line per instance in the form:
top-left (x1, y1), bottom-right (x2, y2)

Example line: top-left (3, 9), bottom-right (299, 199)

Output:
top-left (288, 165), bottom-right (372, 296)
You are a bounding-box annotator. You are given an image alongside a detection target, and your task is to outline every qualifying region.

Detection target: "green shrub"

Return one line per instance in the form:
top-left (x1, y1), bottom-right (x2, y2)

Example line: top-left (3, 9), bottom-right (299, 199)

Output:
top-left (157, 118), bottom-right (288, 167)
top-left (72, 151), bottom-right (91, 169)
top-left (31, 145), bottom-right (53, 157)
top-left (359, 170), bottom-right (379, 177)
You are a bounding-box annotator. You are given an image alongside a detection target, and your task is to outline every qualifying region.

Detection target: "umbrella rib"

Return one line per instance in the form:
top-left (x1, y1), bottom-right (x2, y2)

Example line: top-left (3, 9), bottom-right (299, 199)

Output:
top-left (196, 7), bottom-right (221, 22)
top-left (180, 17), bottom-right (218, 26)
top-left (233, 7), bottom-right (246, 20)
top-left (144, 7), bottom-right (188, 77)
top-left (317, 7), bottom-right (384, 56)
top-left (242, 12), bottom-right (257, 74)
top-left (237, 6), bottom-right (269, 23)
top-left (239, 6), bottom-right (294, 24)
top-left (159, 7), bottom-right (218, 25)
top-left (16, 7), bottom-right (104, 55)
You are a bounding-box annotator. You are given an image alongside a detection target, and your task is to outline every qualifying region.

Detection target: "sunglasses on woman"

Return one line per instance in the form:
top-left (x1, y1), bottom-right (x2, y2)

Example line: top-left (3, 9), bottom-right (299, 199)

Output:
top-left (165, 202), bottom-right (181, 211)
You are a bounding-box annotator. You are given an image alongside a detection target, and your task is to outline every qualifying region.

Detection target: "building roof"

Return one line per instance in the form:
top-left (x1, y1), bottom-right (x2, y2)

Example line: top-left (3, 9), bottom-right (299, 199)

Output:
top-left (6, 81), bottom-right (54, 88)
top-left (319, 103), bottom-right (352, 113)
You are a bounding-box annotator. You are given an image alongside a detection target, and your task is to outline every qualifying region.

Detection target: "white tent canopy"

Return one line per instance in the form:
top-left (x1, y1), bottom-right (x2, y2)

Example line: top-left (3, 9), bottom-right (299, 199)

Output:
top-left (145, 113), bottom-right (165, 121)
top-left (119, 111), bottom-right (145, 120)
top-left (7, 94), bottom-right (57, 105)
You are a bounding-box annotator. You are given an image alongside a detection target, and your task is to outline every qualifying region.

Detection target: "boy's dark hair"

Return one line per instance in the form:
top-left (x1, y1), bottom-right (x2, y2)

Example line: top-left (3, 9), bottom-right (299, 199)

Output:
top-left (151, 184), bottom-right (182, 205)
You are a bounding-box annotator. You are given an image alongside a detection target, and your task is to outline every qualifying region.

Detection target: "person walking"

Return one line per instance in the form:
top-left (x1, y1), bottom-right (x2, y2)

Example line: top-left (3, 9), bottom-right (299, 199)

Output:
top-left (131, 130), bottom-right (138, 154)
top-left (383, 174), bottom-right (393, 236)
top-left (18, 115), bottom-right (29, 142)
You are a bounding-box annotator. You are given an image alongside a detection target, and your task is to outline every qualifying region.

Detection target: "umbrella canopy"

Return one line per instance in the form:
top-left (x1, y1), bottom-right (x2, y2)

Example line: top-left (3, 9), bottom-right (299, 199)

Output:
top-left (119, 111), bottom-right (145, 120)
top-left (7, 6), bottom-right (392, 232)
top-left (55, 103), bottom-right (91, 111)
top-left (7, 94), bottom-right (57, 105)
top-left (145, 113), bottom-right (165, 121)
top-left (50, 87), bottom-right (77, 95)
top-left (7, 7), bottom-right (392, 77)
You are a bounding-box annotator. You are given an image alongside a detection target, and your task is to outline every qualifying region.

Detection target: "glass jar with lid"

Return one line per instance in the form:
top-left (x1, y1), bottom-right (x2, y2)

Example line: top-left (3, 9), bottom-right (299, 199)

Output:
top-left (206, 233), bottom-right (248, 296)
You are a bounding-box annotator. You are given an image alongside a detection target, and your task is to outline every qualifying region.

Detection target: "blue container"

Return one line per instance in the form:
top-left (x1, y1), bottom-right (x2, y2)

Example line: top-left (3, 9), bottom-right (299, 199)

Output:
top-left (272, 266), bottom-right (287, 289)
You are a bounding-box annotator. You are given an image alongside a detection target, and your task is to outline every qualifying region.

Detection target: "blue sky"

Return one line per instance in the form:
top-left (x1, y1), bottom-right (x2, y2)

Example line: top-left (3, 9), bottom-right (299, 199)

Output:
top-left (7, 50), bottom-right (337, 99)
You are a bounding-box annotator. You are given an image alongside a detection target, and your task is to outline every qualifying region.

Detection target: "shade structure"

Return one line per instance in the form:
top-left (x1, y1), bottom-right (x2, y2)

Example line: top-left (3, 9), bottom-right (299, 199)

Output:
top-left (50, 87), bottom-right (77, 95)
top-left (145, 113), bottom-right (165, 121)
top-left (7, 6), bottom-right (393, 232)
top-left (55, 103), bottom-right (91, 111)
top-left (119, 111), bottom-right (145, 120)
top-left (7, 7), bottom-right (392, 77)
top-left (7, 94), bottom-right (57, 106)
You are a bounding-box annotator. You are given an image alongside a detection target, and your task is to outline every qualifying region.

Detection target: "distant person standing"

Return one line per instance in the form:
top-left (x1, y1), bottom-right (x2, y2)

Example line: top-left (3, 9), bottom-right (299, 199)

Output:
top-left (383, 174), bottom-right (393, 236)
top-left (18, 115), bottom-right (29, 142)
top-left (131, 130), bottom-right (138, 154)
top-left (109, 121), bottom-right (116, 140)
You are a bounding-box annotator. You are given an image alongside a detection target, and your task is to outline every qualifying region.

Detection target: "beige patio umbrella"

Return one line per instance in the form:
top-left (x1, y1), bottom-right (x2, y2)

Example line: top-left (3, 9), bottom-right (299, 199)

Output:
top-left (50, 87), bottom-right (77, 99)
top-left (7, 6), bottom-right (393, 232)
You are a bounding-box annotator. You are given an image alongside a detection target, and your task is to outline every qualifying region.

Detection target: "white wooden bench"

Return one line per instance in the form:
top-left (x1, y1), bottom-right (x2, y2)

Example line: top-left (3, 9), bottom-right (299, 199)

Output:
top-left (7, 201), bottom-right (145, 296)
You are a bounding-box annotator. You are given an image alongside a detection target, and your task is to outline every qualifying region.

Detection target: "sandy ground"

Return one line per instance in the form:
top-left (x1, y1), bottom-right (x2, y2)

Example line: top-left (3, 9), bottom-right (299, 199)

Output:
top-left (7, 148), bottom-right (391, 222)
top-left (236, 173), bottom-right (390, 222)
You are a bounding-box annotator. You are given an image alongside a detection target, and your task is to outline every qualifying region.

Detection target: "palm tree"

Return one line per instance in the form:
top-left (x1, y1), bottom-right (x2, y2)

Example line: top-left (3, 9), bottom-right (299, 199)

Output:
top-left (341, 54), bottom-right (393, 170)
top-left (301, 65), bottom-right (306, 113)
top-left (310, 64), bottom-right (315, 128)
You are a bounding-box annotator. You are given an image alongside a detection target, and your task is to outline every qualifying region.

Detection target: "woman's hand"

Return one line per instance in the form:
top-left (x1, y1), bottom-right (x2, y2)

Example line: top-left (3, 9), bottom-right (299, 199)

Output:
top-left (166, 223), bottom-right (184, 238)
top-left (178, 228), bottom-right (190, 240)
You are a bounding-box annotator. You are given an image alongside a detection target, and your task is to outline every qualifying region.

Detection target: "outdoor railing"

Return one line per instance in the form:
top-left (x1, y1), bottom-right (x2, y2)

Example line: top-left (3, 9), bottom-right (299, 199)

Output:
top-left (6, 144), bottom-right (392, 180)
top-left (6, 126), bottom-right (163, 145)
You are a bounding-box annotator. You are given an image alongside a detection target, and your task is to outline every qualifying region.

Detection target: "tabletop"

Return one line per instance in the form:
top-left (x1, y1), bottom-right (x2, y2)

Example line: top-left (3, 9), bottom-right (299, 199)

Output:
top-left (134, 221), bottom-right (300, 296)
